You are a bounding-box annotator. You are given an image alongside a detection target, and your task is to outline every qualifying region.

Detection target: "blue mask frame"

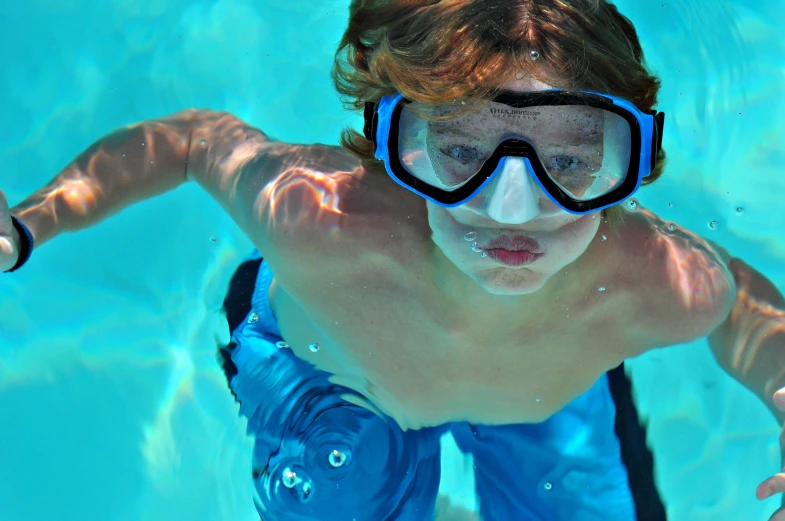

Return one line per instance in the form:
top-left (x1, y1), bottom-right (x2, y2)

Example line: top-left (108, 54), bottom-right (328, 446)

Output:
top-left (363, 90), bottom-right (665, 215)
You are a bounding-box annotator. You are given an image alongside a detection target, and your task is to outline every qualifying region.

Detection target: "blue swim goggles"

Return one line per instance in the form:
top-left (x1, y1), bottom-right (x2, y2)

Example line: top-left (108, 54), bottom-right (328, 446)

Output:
top-left (364, 90), bottom-right (665, 214)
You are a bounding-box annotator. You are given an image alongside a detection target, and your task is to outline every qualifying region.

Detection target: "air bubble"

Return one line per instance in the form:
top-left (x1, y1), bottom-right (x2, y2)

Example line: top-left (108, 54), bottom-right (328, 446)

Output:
top-left (480, 251), bottom-right (488, 258)
top-left (598, 287), bottom-right (606, 292)
top-left (200, 140), bottom-right (206, 146)
top-left (668, 223), bottom-right (676, 231)
top-left (601, 235), bottom-right (607, 241)
top-left (529, 50), bottom-right (540, 60)
top-left (464, 231), bottom-right (477, 241)
top-left (471, 242), bottom-right (483, 253)
top-left (282, 468), bottom-right (297, 488)
top-left (668, 202), bottom-right (673, 208)
top-left (247, 312), bottom-right (259, 324)
top-left (276, 341), bottom-right (289, 349)
top-left (328, 449), bottom-right (348, 468)
top-left (309, 343), bottom-right (320, 352)
top-left (626, 199), bottom-right (638, 211)
top-left (735, 206), bottom-right (744, 214)
top-left (708, 220), bottom-right (718, 230)
top-left (544, 482), bottom-right (553, 490)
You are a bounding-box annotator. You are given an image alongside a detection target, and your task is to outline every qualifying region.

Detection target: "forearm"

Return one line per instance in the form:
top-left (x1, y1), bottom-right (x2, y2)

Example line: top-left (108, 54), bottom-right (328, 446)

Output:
top-left (708, 257), bottom-right (785, 423)
top-left (10, 110), bottom-right (209, 246)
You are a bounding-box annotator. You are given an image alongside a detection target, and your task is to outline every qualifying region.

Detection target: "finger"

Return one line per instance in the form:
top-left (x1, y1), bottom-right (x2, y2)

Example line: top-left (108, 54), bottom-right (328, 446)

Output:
top-left (759, 473), bottom-right (785, 500)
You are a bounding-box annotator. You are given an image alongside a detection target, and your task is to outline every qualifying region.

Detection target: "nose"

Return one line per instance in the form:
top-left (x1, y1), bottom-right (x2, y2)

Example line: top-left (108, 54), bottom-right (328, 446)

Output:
top-left (482, 157), bottom-right (542, 224)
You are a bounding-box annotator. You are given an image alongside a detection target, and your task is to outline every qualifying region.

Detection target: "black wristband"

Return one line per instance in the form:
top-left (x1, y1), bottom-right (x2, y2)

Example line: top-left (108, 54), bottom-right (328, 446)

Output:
top-left (6, 216), bottom-right (34, 273)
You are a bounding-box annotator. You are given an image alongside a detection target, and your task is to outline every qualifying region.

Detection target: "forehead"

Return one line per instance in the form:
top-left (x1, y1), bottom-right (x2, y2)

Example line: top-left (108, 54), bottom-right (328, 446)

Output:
top-left (499, 75), bottom-right (556, 93)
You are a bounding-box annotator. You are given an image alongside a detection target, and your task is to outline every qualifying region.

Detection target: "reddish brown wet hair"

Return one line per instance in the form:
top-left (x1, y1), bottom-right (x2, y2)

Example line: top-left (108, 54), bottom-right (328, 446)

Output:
top-left (331, 0), bottom-right (666, 227)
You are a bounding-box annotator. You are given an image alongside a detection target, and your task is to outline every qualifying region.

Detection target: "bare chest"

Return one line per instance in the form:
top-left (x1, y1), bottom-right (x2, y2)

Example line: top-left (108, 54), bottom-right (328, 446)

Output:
top-left (267, 266), bottom-right (635, 430)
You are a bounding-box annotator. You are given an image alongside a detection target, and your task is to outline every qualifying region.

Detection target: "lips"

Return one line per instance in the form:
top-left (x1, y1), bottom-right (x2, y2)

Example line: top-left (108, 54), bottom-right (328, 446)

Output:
top-left (484, 235), bottom-right (544, 267)
top-left (485, 235), bottom-right (544, 254)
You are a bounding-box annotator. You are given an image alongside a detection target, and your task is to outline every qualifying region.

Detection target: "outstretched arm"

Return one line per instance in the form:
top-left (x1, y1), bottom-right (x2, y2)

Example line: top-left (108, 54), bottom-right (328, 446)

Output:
top-left (707, 253), bottom-right (785, 517)
top-left (0, 109), bottom-right (315, 272)
top-left (708, 257), bottom-right (785, 424)
top-left (9, 110), bottom-right (278, 247)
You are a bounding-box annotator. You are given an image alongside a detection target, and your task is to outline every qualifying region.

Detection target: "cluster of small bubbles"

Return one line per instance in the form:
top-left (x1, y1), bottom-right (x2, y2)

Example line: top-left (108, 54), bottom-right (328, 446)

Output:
top-left (668, 223), bottom-right (676, 231)
top-left (247, 312), bottom-right (259, 324)
top-left (282, 468), bottom-right (298, 488)
top-left (276, 341), bottom-right (290, 349)
top-left (464, 231), bottom-right (477, 241)
top-left (626, 199), bottom-right (638, 211)
top-left (736, 206), bottom-right (744, 214)
top-left (708, 220), bottom-right (718, 230)
top-left (328, 449), bottom-right (347, 468)
top-left (309, 343), bottom-right (320, 353)
top-left (529, 50), bottom-right (540, 60)
top-left (471, 243), bottom-right (483, 253)
top-left (598, 287), bottom-right (606, 292)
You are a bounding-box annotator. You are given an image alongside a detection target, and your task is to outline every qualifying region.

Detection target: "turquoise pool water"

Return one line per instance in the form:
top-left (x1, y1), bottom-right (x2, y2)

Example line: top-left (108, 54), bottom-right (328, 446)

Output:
top-left (0, 1), bottom-right (783, 520)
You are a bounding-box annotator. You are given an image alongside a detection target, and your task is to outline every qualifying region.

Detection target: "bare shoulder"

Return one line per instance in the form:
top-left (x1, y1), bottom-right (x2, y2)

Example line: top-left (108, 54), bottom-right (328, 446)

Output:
top-left (183, 110), bottom-right (398, 259)
top-left (605, 207), bottom-right (736, 347)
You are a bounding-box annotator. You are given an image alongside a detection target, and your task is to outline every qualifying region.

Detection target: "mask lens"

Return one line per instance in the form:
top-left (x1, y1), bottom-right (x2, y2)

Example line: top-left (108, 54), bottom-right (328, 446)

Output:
top-left (396, 99), bottom-right (633, 201)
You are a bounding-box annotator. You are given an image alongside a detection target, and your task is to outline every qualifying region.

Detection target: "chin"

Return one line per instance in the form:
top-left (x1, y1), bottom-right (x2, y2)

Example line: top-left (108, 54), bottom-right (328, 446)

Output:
top-left (471, 267), bottom-right (551, 296)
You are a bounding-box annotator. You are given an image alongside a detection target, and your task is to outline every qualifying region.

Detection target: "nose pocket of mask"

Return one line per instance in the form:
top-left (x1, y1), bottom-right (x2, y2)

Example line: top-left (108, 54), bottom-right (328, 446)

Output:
top-left (485, 157), bottom-right (541, 224)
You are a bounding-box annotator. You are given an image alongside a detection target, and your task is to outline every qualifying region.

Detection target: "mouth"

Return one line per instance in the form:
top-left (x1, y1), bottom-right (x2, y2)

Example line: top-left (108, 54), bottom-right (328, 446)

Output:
top-left (483, 235), bottom-right (544, 267)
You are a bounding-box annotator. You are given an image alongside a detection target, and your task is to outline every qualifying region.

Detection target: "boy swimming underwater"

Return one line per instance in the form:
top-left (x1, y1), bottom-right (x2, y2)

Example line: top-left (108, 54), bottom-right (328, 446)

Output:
top-left (5, 1), bottom-right (785, 520)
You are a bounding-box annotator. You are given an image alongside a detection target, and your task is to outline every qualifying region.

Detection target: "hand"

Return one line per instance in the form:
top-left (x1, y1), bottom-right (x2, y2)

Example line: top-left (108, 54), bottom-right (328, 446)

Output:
top-left (756, 388), bottom-right (785, 520)
top-left (0, 190), bottom-right (20, 272)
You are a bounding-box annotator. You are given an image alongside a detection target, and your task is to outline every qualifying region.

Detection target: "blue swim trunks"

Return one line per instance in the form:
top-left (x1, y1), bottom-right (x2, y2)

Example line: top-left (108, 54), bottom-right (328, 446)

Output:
top-left (218, 253), bottom-right (667, 521)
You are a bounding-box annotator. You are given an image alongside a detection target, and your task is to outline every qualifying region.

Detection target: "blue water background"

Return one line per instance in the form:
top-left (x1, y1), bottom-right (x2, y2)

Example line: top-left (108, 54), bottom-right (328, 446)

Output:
top-left (0, 1), bottom-right (783, 520)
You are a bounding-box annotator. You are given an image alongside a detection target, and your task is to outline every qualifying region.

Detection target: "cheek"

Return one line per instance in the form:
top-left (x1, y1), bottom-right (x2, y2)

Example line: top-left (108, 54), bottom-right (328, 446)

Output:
top-left (427, 204), bottom-right (461, 237)
top-left (554, 214), bottom-right (600, 256)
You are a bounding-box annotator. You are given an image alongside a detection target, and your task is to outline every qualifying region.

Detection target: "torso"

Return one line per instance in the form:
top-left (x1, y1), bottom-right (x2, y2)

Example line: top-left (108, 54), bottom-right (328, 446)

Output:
top-left (233, 144), bottom-right (734, 431)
